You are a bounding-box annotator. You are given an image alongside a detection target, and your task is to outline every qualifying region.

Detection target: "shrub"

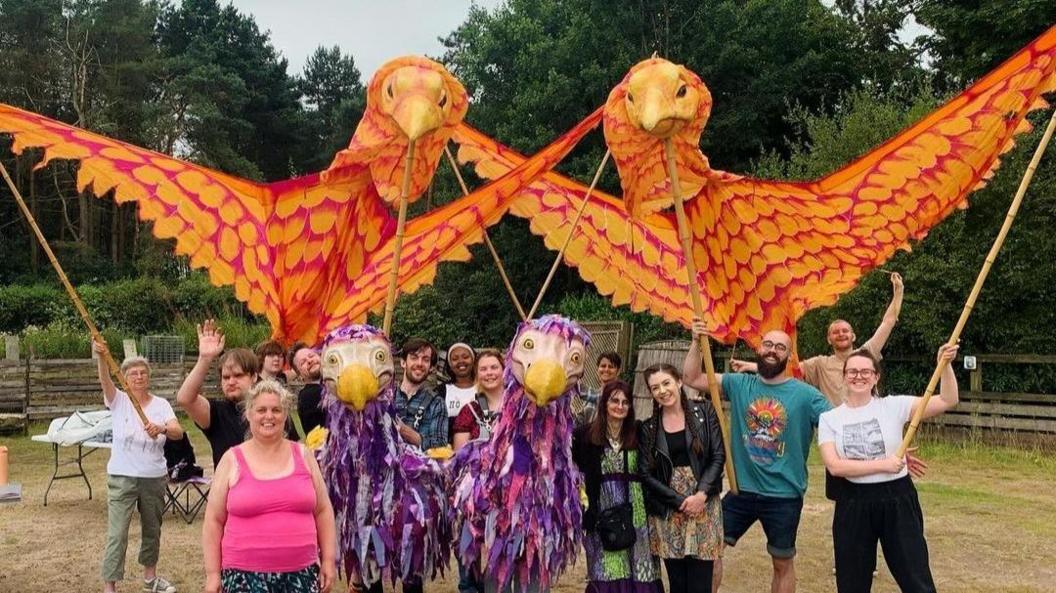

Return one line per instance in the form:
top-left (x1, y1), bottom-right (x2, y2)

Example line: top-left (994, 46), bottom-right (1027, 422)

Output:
top-left (20, 320), bottom-right (131, 359)
top-left (0, 284), bottom-right (64, 333)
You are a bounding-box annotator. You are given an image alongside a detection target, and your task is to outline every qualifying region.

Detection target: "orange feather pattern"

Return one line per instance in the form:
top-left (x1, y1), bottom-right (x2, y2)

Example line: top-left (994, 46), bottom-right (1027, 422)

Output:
top-left (456, 25), bottom-right (1056, 349)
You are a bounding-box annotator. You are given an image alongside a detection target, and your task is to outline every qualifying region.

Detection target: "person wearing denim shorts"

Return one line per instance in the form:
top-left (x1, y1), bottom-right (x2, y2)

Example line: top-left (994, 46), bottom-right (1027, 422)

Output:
top-left (684, 325), bottom-right (831, 593)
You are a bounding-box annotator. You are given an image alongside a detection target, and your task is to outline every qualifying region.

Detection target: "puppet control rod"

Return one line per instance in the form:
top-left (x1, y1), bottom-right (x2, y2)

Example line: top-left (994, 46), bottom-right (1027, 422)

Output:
top-left (897, 108), bottom-right (1056, 456)
top-left (0, 159), bottom-right (148, 426)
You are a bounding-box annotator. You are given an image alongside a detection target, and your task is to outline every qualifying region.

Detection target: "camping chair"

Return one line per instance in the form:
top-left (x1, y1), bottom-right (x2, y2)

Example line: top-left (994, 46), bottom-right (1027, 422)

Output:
top-left (163, 435), bottom-right (209, 523)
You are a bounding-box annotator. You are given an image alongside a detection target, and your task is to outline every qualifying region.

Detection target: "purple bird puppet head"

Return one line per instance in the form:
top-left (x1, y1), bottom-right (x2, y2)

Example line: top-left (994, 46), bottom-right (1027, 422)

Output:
top-left (320, 324), bottom-right (396, 411)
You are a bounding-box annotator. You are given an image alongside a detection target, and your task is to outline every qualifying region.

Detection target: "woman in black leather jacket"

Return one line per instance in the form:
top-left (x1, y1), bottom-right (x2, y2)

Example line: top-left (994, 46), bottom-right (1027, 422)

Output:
top-left (638, 363), bottom-right (725, 592)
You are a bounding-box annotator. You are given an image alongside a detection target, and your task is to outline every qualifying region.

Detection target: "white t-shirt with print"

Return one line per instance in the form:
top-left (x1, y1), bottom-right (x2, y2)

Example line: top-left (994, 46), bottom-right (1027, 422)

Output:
top-left (106, 390), bottom-right (176, 478)
top-left (818, 395), bottom-right (916, 484)
top-left (444, 384), bottom-right (477, 418)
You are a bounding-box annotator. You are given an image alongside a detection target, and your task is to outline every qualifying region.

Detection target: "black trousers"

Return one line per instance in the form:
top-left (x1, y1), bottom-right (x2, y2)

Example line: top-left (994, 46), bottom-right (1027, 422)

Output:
top-left (832, 476), bottom-right (936, 593)
top-left (664, 557), bottom-right (713, 593)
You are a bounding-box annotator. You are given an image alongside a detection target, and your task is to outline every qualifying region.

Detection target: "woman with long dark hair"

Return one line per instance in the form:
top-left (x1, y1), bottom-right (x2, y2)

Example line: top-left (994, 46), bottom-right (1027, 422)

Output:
top-left (572, 380), bottom-right (662, 593)
top-left (638, 363), bottom-right (724, 592)
top-left (819, 344), bottom-right (959, 593)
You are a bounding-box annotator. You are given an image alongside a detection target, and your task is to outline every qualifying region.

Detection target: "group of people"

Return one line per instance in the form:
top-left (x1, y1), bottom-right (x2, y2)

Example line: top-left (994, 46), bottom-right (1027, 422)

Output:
top-left (95, 273), bottom-right (959, 593)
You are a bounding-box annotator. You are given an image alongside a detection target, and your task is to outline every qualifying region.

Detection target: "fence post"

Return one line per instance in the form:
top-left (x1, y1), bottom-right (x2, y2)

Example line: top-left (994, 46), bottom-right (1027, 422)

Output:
top-left (969, 361), bottom-right (983, 393)
top-left (4, 335), bottom-right (18, 361)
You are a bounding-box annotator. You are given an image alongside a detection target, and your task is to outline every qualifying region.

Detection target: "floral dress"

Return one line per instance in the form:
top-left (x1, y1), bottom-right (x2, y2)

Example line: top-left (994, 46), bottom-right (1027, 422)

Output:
top-left (647, 466), bottom-right (723, 560)
top-left (583, 446), bottom-right (663, 593)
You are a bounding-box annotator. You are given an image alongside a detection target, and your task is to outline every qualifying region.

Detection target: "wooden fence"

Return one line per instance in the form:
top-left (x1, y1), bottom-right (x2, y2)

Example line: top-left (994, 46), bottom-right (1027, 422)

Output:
top-left (0, 357), bottom-right (222, 433)
top-left (632, 341), bottom-right (1056, 438)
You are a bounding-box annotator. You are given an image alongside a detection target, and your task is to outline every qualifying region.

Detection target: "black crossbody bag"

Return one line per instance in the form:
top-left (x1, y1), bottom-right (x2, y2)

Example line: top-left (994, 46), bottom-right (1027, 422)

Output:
top-left (596, 448), bottom-right (637, 551)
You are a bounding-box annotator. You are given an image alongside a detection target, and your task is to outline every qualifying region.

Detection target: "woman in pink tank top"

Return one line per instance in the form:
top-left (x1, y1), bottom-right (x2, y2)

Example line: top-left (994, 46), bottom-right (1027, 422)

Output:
top-left (203, 380), bottom-right (336, 593)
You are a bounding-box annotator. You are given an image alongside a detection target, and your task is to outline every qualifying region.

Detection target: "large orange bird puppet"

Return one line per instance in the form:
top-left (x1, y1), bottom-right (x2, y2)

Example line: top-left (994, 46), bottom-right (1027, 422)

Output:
top-left (455, 25), bottom-right (1056, 350)
top-left (0, 56), bottom-right (601, 346)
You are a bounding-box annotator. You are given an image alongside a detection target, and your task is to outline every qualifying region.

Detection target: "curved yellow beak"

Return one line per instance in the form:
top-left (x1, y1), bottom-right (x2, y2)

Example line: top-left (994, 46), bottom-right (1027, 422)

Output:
top-left (336, 364), bottom-right (380, 411)
top-left (523, 360), bottom-right (566, 407)
top-left (393, 95), bottom-right (443, 141)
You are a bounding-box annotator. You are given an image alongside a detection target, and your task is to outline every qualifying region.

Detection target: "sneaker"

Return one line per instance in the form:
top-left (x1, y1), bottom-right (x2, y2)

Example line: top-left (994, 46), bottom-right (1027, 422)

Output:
top-left (143, 576), bottom-right (176, 593)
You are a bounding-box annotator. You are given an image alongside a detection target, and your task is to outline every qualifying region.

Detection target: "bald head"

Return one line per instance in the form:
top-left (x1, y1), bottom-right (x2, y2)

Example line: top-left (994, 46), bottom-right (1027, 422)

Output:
top-left (756, 329), bottom-right (792, 380)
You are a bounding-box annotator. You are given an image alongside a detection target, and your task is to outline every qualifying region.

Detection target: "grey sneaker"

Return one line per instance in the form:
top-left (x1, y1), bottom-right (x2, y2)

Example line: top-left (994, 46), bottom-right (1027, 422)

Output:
top-left (143, 576), bottom-right (176, 593)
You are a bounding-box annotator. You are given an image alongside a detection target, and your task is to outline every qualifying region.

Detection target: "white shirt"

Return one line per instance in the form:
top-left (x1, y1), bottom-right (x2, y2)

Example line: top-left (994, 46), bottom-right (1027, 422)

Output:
top-left (444, 384), bottom-right (477, 418)
top-left (106, 390), bottom-right (176, 478)
top-left (818, 396), bottom-right (916, 484)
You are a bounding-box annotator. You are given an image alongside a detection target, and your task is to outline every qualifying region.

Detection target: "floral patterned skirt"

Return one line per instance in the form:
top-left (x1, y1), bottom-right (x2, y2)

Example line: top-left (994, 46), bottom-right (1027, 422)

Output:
top-left (220, 563), bottom-right (319, 593)
top-left (648, 466), bottom-right (723, 560)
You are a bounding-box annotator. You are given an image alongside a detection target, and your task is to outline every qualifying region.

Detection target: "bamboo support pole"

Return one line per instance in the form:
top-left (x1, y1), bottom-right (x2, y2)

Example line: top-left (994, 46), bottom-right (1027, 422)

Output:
top-left (0, 159), bottom-right (148, 425)
top-left (527, 149), bottom-right (612, 320)
top-left (382, 140), bottom-right (417, 335)
top-left (898, 108), bottom-right (1056, 456)
top-left (444, 147), bottom-right (527, 321)
top-left (663, 139), bottom-right (738, 494)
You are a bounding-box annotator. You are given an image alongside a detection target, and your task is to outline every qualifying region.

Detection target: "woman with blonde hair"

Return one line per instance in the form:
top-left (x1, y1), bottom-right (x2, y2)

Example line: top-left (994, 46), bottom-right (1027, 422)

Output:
top-left (203, 380), bottom-right (336, 593)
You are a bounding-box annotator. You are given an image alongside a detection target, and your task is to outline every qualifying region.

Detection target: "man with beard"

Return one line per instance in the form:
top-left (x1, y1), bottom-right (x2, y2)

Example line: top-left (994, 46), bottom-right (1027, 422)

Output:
top-left (176, 319), bottom-right (299, 468)
top-left (394, 337), bottom-right (448, 451)
top-left (683, 325), bottom-right (830, 593)
top-left (289, 342), bottom-right (326, 435)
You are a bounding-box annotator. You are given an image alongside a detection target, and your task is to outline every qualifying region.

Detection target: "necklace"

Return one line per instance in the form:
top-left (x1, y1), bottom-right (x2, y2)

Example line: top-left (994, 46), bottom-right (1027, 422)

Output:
top-left (607, 426), bottom-right (622, 450)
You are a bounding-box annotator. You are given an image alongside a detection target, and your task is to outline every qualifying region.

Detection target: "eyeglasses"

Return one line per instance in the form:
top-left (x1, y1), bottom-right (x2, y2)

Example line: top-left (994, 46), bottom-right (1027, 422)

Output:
top-left (760, 341), bottom-right (788, 353)
top-left (844, 369), bottom-right (877, 379)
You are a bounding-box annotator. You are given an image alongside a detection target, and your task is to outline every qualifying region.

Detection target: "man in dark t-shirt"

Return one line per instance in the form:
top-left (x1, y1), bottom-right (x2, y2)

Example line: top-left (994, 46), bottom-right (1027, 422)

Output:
top-left (176, 319), bottom-right (298, 467)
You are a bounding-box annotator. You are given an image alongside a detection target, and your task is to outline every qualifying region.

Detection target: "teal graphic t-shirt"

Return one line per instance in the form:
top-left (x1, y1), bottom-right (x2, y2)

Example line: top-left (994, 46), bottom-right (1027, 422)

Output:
top-left (721, 373), bottom-right (831, 498)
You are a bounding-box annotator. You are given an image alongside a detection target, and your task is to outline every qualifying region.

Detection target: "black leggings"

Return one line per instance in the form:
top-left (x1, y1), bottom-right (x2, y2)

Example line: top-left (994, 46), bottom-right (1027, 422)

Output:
top-left (833, 476), bottom-right (936, 593)
top-left (664, 557), bottom-right (714, 593)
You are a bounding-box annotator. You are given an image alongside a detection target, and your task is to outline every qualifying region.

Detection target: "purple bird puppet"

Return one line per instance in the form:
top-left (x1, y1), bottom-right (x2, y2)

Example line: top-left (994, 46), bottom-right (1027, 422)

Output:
top-left (451, 315), bottom-right (590, 592)
top-left (317, 324), bottom-right (449, 588)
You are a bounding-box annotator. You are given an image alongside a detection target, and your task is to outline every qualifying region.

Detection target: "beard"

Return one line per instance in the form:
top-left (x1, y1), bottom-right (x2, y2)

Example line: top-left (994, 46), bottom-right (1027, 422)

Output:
top-left (757, 355), bottom-right (789, 379)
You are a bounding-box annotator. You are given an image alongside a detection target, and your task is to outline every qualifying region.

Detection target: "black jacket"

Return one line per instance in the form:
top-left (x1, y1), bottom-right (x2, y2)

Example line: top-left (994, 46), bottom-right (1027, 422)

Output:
top-left (638, 398), bottom-right (725, 517)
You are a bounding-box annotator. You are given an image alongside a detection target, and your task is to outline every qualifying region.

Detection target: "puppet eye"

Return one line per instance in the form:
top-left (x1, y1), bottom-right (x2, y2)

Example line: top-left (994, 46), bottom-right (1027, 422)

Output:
top-left (375, 350), bottom-right (387, 362)
top-left (326, 352), bottom-right (340, 365)
top-left (387, 84), bottom-right (394, 99)
top-left (570, 352), bottom-right (583, 365)
top-left (627, 93), bottom-right (635, 103)
top-left (676, 84), bottom-right (687, 98)
top-left (522, 338), bottom-right (535, 350)
top-left (438, 92), bottom-right (448, 108)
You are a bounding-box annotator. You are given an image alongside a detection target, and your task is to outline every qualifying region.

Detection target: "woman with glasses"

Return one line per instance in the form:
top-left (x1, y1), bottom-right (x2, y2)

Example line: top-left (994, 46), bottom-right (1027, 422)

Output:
top-left (572, 379), bottom-right (663, 593)
top-left (818, 343), bottom-right (959, 593)
top-left (638, 363), bottom-right (725, 593)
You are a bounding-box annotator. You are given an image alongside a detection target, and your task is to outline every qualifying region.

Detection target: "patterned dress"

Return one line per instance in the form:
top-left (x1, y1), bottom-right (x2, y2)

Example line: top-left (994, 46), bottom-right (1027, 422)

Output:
top-left (648, 467), bottom-right (723, 560)
top-left (583, 446), bottom-right (663, 593)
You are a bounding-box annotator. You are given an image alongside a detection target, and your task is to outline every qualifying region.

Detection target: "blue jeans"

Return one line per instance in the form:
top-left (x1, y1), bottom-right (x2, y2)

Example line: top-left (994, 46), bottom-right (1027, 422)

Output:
top-left (722, 490), bottom-right (804, 558)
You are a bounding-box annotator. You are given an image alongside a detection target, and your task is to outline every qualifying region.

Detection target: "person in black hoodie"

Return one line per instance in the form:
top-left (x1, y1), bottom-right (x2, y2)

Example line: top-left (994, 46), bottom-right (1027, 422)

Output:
top-left (572, 380), bottom-right (663, 593)
top-left (638, 363), bottom-right (725, 592)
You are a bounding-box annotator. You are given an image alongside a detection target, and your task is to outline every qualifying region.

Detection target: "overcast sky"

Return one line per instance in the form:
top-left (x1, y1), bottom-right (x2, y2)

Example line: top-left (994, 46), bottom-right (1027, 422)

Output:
top-left (225, 0), bottom-right (504, 79)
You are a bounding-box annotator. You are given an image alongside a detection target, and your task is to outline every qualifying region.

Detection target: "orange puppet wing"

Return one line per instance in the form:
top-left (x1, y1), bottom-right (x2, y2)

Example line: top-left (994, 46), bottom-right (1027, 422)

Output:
top-left (0, 102), bottom-right (288, 330)
top-left (453, 121), bottom-right (696, 324)
top-left (317, 108), bottom-right (605, 336)
top-left (456, 25), bottom-right (1056, 348)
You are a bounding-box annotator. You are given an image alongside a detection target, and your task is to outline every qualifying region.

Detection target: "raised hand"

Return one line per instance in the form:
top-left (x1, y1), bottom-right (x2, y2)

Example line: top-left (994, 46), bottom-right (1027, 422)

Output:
top-left (890, 271), bottom-right (904, 295)
top-left (197, 319), bottom-right (226, 361)
top-left (690, 318), bottom-right (708, 342)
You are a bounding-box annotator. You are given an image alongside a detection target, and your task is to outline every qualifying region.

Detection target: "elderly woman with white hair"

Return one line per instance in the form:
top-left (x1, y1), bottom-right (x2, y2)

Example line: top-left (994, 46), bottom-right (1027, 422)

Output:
top-left (93, 339), bottom-right (185, 593)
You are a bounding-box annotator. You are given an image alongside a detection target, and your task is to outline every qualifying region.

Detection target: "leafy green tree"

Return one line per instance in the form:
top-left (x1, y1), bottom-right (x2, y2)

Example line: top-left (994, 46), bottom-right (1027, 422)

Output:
top-left (297, 45), bottom-right (366, 172)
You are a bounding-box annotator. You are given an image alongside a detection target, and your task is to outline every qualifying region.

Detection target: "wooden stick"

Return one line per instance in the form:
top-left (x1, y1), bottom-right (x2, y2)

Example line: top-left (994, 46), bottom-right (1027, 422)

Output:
top-left (382, 140), bottom-right (417, 336)
top-left (0, 159), bottom-right (148, 425)
top-left (898, 108), bottom-right (1056, 456)
top-left (444, 146), bottom-right (527, 321)
top-left (527, 149), bottom-right (612, 320)
top-left (664, 138), bottom-right (738, 494)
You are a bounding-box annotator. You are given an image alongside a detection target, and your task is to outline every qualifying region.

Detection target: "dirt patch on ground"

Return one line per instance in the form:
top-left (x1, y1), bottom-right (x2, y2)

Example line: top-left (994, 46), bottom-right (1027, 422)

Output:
top-left (2, 425), bottom-right (1053, 593)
